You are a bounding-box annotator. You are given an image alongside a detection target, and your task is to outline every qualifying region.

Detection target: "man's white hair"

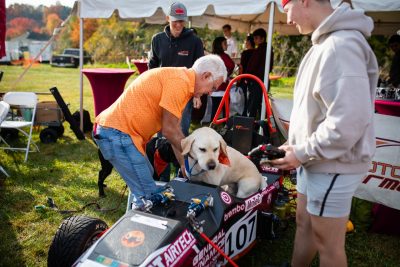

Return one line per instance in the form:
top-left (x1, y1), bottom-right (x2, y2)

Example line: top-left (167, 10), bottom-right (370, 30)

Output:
top-left (192, 55), bottom-right (228, 81)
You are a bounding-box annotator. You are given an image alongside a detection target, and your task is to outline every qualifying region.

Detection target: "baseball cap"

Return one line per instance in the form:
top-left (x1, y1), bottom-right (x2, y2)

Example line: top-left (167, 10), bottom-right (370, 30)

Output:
top-left (282, 0), bottom-right (291, 8)
top-left (168, 2), bottom-right (188, 21)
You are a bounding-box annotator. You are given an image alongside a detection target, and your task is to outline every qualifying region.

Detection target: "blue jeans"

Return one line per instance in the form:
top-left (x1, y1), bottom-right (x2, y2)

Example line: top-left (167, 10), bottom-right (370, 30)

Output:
top-left (94, 125), bottom-right (157, 205)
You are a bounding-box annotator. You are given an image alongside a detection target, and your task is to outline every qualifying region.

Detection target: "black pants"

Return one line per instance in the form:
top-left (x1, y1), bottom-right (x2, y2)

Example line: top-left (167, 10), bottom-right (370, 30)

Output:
top-left (247, 81), bottom-right (263, 118)
top-left (211, 96), bottom-right (225, 121)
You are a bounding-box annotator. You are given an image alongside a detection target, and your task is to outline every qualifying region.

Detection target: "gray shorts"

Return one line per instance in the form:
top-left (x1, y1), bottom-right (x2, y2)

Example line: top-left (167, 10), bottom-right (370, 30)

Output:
top-left (296, 167), bottom-right (365, 218)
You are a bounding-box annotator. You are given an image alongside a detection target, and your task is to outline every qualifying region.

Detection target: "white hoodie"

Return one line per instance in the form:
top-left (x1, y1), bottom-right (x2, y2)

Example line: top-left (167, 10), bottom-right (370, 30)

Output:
top-left (289, 3), bottom-right (379, 174)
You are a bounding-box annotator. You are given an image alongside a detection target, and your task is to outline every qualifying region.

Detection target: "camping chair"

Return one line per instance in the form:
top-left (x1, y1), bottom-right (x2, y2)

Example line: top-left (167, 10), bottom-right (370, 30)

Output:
top-left (0, 92), bottom-right (39, 162)
top-left (0, 101), bottom-right (10, 176)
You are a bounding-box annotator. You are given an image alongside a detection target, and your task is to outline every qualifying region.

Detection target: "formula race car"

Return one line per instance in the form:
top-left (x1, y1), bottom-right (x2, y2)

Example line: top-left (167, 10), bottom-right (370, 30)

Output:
top-left (47, 143), bottom-right (291, 267)
top-left (47, 75), bottom-right (292, 267)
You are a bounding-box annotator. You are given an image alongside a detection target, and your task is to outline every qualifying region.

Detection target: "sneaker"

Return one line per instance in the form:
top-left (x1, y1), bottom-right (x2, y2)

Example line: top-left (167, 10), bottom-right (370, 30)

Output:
top-left (131, 199), bottom-right (153, 211)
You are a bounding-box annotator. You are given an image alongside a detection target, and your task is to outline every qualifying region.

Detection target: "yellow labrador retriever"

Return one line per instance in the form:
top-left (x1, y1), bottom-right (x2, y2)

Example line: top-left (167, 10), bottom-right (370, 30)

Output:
top-left (181, 127), bottom-right (266, 198)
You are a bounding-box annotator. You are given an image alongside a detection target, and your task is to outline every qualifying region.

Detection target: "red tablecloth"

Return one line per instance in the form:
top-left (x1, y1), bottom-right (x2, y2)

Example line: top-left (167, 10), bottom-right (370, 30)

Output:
top-left (132, 60), bottom-right (149, 74)
top-left (375, 99), bottom-right (400, 117)
top-left (82, 68), bottom-right (134, 116)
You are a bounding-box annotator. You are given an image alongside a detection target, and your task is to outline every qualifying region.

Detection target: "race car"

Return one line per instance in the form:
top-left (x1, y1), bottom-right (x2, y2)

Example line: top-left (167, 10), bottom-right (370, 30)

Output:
top-left (47, 144), bottom-right (291, 267)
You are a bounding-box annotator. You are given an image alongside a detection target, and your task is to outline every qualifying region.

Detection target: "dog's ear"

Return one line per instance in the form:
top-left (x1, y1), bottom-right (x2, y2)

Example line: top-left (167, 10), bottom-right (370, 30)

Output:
top-left (181, 135), bottom-right (195, 155)
top-left (218, 138), bottom-right (231, 166)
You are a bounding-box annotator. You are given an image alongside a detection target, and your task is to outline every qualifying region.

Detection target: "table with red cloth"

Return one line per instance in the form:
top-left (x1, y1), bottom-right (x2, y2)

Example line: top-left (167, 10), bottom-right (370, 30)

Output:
top-left (375, 99), bottom-right (400, 117)
top-left (131, 60), bottom-right (149, 75)
top-left (82, 68), bottom-right (134, 116)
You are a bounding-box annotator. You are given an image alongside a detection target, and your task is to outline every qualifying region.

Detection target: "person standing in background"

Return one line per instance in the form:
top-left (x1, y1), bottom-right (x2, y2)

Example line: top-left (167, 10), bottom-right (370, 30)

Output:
top-left (387, 34), bottom-right (400, 87)
top-left (148, 1), bottom-right (204, 136)
top-left (271, 1), bottom-right (378, 266)
top-left (222, 24), bottom-right (238, 58)
top-left (148, 2), bottom-right (204, 181)
top-left (245, 28), bottom-right (274, 118)
top-left (239, 34), bottom-right (255, 116)
top-left (210, 37), bottom-right (235, 120)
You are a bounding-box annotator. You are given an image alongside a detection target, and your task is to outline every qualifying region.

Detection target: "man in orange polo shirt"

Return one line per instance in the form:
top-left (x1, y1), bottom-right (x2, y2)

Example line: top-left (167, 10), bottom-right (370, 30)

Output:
top-left (94, 55), bottom-right (227, 210)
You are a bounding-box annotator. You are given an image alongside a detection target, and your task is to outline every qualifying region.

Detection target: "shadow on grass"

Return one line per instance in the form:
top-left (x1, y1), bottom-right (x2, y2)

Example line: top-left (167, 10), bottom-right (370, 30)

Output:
top-left (0, 176), bottom-right (31, 267)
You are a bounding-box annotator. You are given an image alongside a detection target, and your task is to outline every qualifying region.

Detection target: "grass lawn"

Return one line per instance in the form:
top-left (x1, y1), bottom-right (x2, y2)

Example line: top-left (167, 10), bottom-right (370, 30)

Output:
top-left (0, 64), bottom-right (399, 267)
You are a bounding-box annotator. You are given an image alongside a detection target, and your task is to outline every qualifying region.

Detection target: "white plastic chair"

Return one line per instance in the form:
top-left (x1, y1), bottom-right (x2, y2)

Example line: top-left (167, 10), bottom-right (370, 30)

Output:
top-left (0, 92), bottom-right (39, 162)
top-left (0, 101), bottom-right (11, 176)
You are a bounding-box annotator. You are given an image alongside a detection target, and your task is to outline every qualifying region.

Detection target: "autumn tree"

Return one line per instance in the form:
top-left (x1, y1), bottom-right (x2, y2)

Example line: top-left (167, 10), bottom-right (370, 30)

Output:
top-left (84, 14), bottom-right (139, 63)
top-left (7, 4), bottom-right (42, 24)
top-left (6, 17), bottom-right (40, 39)
top-left (45, 13), bottom-right (62, 36)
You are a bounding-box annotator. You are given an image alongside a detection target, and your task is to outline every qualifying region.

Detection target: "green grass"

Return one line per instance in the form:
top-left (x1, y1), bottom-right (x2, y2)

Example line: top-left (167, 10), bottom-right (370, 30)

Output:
top-left (0, 64), bottom-right (399, 267)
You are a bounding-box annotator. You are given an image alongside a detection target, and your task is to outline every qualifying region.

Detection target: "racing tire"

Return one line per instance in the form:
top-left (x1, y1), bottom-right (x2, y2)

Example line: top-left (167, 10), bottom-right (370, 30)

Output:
top-left (48, 216), bottom-right (108, 267)
top-left (49, 125), bottom-right (65, 137)
top-left (40, 128), bottom-right (58, 144)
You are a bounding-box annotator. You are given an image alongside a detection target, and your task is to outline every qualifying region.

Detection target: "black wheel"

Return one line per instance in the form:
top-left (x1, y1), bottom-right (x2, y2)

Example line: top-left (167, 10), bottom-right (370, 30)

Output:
top-left (49, 125), bottom-right (64, 137)
top-left (48, 216), bottom-right (108, 267)
top-left (40, 128), bottom-right (58, 144)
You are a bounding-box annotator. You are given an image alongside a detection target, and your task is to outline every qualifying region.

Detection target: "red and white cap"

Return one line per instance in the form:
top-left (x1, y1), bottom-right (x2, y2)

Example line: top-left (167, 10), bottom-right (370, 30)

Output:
top-left (282, 0), bottom-right (291, 8)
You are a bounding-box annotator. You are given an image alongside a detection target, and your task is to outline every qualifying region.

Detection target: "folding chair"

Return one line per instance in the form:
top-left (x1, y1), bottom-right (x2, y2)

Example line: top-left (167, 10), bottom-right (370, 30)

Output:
top-left (0, 92), bottom-right (39, 162)
top-left (0, 101), bottom-right (10, 176)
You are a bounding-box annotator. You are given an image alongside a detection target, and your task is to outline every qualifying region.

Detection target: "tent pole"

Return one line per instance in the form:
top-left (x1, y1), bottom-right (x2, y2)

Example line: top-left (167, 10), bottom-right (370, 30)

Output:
top-left (79, 1), bottom-right (84, 132)
top-left (261, 1), bottom-right (275, 123)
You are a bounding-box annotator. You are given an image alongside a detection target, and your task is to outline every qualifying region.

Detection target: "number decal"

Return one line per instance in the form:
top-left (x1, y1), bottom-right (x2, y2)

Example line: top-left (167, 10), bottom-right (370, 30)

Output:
top-left (225, 211), bottom-right (257, 258)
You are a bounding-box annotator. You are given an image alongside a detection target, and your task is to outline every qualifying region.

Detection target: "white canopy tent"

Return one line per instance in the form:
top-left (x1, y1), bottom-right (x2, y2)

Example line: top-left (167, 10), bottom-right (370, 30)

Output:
top-left (79, 0), bottom-right (400, 35)
top-left (76, 0), bottom-right (400, 128)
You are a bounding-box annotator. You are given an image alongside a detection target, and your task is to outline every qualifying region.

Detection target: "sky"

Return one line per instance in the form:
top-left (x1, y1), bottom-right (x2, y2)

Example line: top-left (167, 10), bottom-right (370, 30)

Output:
top-left (6, 0), bottom-right (76, 7)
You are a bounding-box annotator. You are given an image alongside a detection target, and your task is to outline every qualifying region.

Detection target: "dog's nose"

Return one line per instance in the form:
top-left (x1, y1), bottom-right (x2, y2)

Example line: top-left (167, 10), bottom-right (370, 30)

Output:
top-left (207, 161), bottom-right (216, 170)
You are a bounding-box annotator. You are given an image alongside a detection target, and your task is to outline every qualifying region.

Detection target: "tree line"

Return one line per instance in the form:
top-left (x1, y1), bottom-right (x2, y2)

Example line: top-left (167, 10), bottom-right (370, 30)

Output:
top-left (6, 3), bottom-right (392, 77)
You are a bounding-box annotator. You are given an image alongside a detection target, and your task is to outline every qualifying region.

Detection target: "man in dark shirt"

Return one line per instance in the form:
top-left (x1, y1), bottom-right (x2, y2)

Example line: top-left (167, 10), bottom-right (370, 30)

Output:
top-left (245, 28), bottom-right (274, 118)
top-left (148, 2), bottom-right (204, 181)
top-left (388, 34), bottom-right (400, 87)
top-left (148, 2), bottom-right (204, 136)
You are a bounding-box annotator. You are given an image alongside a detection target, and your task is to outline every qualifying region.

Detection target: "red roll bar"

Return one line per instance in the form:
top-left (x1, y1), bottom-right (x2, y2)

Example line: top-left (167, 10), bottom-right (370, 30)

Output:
top-left (211, 74), bottom-right (278, 135)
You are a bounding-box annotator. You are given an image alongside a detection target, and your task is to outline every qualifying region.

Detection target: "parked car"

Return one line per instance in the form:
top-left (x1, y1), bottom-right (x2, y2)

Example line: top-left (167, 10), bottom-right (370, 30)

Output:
top-left (50, 48), bottom-right (92, 68)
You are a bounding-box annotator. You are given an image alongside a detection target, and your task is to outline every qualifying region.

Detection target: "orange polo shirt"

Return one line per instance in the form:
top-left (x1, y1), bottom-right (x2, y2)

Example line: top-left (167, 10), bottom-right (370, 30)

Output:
top-left (95, 67), bottom-right (195, 155)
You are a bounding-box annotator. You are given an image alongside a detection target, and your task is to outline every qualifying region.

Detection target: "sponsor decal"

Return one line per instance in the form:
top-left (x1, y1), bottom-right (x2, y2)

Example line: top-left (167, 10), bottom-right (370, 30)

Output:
top-left (178, 50), bottom-right (189, 56)
top-left (193, 230), bottom-right (225, 267)
top-left (130, 214), bottom-right (168, 230)
top-left (220, 191), bottom-right (232, 204)
top-left (174, 7), bottom-right (185, 15)
top-left (224, 203), bottom-right (245, 222)
top-left (95, 255), bottom-right (129, 267)
top-left (234, 125), bottom-right (250, 130)
top-left (260, 165), bottom-right (280, 173)
top-left (363, 161), bottom-right (400, 191)
top-left (121, 230), bottom-right (145, 248)
top-left (260, 184), bottom-right (276, 197)
top-left (148, 229), bottom-right (196, 267)
top-left (245, 193), bottom-right (262, 212)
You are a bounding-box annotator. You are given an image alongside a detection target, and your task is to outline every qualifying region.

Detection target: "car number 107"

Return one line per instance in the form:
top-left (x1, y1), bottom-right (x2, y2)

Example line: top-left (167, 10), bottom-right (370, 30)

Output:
top-left (225, 211), bottom-right (257, 258)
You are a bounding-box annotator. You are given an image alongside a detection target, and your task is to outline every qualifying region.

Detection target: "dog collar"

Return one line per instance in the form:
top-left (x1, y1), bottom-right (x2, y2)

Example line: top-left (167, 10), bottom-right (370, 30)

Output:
top-left (184, 155), bottom-right (206, 178)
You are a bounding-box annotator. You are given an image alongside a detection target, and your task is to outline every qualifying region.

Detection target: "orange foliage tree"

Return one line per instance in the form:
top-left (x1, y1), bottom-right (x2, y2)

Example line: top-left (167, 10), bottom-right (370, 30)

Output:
top-left (69, 16), bottom-right (98, 48)
top-left (45, 13), bottom-right (62, 36)
top-left (6, 17), bottom-right (40, 39)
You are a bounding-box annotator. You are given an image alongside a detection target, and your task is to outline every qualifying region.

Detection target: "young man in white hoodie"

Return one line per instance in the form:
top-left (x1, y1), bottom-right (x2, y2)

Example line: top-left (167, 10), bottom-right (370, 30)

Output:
top-left (271, 0), bottom-right (378, 266)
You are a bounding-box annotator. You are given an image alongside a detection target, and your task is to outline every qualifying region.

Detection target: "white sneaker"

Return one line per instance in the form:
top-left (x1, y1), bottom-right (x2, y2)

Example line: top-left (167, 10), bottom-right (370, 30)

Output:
top-left (131, 200), bottom-right (153, 211)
